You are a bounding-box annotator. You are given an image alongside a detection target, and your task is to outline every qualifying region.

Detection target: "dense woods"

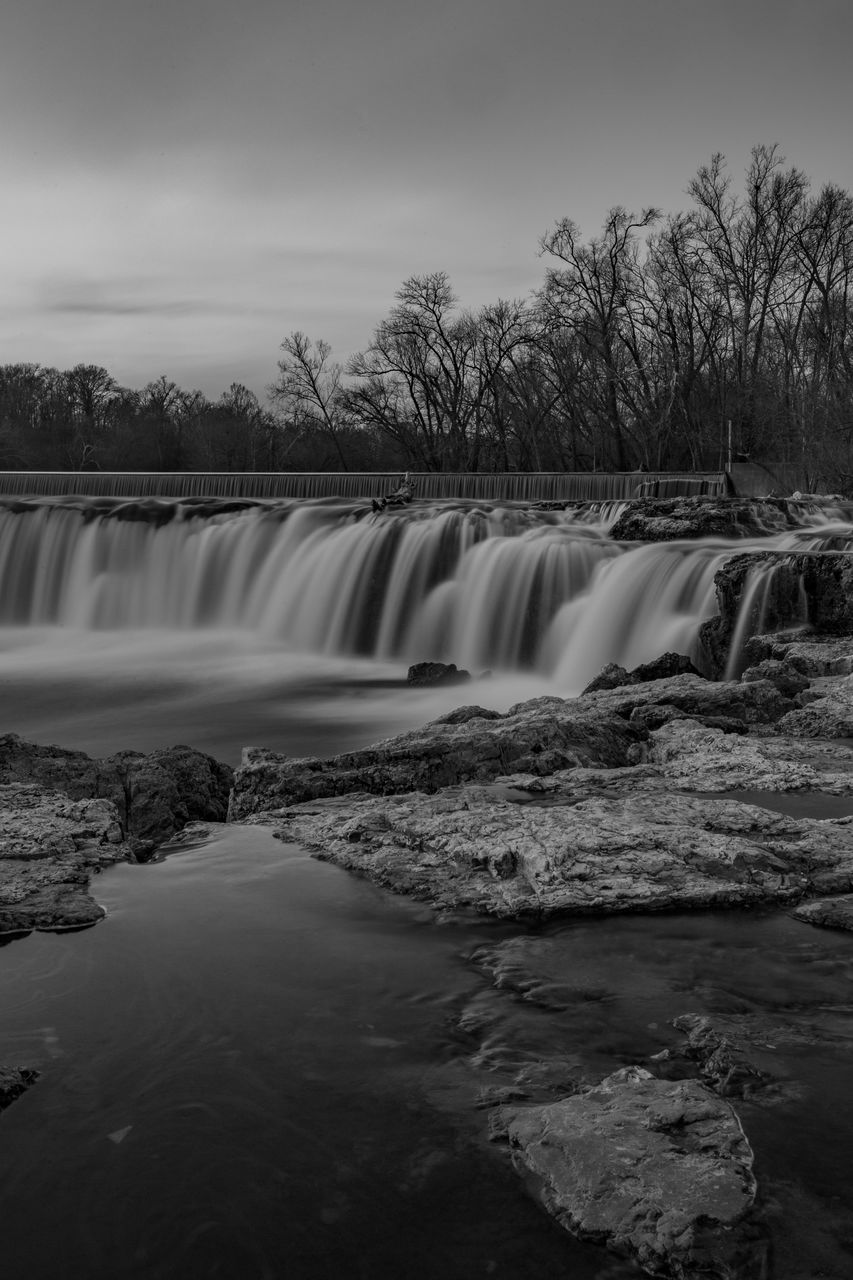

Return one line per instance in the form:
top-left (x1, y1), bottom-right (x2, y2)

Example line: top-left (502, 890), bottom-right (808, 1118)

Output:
top-left (2, 147), bottom-right (851, 486)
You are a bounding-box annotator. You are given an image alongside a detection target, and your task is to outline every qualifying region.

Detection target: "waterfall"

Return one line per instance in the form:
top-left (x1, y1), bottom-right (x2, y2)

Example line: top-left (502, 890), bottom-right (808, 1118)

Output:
top-left (1, 496), bottom-right (850, 688)
top-left (0, 470), bottom-right (728, 502)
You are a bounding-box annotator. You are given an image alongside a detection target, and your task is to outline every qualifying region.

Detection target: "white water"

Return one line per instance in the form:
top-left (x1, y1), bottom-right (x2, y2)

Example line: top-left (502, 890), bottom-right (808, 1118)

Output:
top-left (0, 496), bottom-right (851, 761)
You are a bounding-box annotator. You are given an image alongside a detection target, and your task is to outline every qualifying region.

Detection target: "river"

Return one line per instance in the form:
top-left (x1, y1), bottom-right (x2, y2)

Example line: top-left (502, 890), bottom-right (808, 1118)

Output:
top-left (1, 496), bottom-right (852, 1278)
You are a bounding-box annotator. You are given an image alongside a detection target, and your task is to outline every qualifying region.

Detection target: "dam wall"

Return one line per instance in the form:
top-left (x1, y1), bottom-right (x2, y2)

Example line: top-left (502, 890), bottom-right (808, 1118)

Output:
top-left (0, 470), bottom-right (729, 502)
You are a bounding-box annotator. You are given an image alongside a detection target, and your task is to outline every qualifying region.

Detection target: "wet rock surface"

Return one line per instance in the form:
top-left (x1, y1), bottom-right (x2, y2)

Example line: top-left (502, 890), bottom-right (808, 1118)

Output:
top-left (0, 735), bottom-right (233, 847)
top-left (496, 1066), bottom-right (765, 1279)
top-left (0, 1065), bottom-right (39, 1112)
top-left (791, 894), bottom-right (853, 931)
top-left (229, 697), bottom-right (645, 819)
top-left (698, 552), bottom-right (853, 678)
top-left (0, 783), bottom-right (125, 933)
top-left (608, 495), bottom-right (799, 542)
top-left (0, 737), bottom-right (234, 933)
top-left (266, 784), bottom-right (853, 917)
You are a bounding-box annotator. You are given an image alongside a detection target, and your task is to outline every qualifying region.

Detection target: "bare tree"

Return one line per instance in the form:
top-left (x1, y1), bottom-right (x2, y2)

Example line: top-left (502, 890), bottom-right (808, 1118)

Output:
top-left (269, 332), bottom-right (350, 469)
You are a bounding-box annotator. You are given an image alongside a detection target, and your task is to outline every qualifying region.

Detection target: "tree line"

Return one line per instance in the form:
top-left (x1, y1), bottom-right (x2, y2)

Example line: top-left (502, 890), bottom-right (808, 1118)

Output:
top-left (3, 145), bottom-right (851, 485)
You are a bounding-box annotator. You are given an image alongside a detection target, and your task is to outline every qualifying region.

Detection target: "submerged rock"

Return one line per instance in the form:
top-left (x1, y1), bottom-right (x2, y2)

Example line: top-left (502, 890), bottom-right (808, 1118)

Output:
top-left (498, 1066), bottom-right (765, 1279)
top-left (0, 1065), bottom-right (39, 1112)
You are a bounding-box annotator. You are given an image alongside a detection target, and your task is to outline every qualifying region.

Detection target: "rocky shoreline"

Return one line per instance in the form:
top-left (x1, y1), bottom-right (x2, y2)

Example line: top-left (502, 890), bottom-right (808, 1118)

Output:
top-left (2, 494), bottom-right (852, 1278)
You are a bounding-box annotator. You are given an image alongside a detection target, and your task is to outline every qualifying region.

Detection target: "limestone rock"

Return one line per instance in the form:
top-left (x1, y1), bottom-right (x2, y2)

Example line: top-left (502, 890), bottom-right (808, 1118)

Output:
top-left (609, 495), bottom-right (797, 542)
top-left (500, 1067), bottom-right (765, 1279)
top-left (0, 735), bottom-right (233, 844)
top-left (777, 679), bottom-right (853, 738)
top-left (583, 672), bottom-right (793, 725)
top-left (740, 658), bottom-right (809, 697)
top-left (648, 719), bottom-right (853, 792)
top-left (265, 787), bottom-right (853, 917)
top-left (229, 697), bottom-right (644, 819)
top-left (698, 553), bottom-right (853, 678)
top-left (792, 895), bottom-right (853, 931)
top-left (107, 745), bottom-right (234, 845)
top-left (583, 653), bottom-right (703, 695)
top-left (0, 782), bottom-right (125, 932)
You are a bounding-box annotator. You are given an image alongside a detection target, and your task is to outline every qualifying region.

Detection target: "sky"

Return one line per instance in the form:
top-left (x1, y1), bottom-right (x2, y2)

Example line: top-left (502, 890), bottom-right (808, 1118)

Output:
top-left (1, 0), bottom-right (851, 400)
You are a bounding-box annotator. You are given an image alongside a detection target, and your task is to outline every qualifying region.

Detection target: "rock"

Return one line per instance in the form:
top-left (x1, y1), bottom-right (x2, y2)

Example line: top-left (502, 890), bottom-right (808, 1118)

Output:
top-left (583, 653), bottom-right (704, 694)
top-left (698, 553), bottom-right (853, 678)
top-left (0, 783), bottom-right (126, 932)
top-left (609, 495), bottom-right (798, 542)
top-left (499, 1066), bottom-right (765, 1279)
top-left (0, 735), bottom-right (233, 844)
top-left (432, 705), bottom-right (503, 725)
top-left (580, 662), bottom-right (629, 694)
top-left (584, 672), bottom-right (793, 725)
top-left (659, 1015), bottom-right (771, 1099)
top-left (740, 658), bottom-right (809, 697)
top-left (406, 661), bottom-right (471, 686)
top-left (777, 679), bottom-right (853, 738)
top-left (262, 787), bottom-right (853, 917)
top-left (792, 895), bottom-right (853, 931)
top-left (107, 745), bottom-right (234, 845)
top-left (229, 697), bottom-right (645, 819)
top-left (0, 1065), bottom-right (39, 1112)
top-left (647, 718), bottom-right (853, 792)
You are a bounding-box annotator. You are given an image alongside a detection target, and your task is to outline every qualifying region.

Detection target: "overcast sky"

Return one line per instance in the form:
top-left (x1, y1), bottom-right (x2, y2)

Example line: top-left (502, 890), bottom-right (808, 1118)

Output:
top-left (2, 0), bottom-right (850, 399)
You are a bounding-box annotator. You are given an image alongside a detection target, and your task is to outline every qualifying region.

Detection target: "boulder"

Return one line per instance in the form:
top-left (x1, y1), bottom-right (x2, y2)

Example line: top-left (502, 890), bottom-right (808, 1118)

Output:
top-left (406, 661), bottom-right (471, 686)
top-left (107, 745), bottom-right (234, 845)
top-left (499, 1067), bottom-right (765, 1279)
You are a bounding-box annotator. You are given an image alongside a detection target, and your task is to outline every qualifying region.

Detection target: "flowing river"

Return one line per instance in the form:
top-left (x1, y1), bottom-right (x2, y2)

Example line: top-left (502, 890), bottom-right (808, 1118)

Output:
top-left (1, 495), bottom-right (853, 1278)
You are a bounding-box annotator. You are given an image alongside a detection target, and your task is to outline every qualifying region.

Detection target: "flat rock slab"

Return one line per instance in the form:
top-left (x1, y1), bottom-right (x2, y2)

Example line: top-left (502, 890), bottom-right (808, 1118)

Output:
top-left (268, 788), bottom-right (853, 917)
top-left (792, 895), bottom-right (853, 931)
top-left (648, 719), bottom-right (853, 792)
top-left (0, 783), bottom-right (125, 932)
top-left (500, 1066), bottom-right (764, 1279)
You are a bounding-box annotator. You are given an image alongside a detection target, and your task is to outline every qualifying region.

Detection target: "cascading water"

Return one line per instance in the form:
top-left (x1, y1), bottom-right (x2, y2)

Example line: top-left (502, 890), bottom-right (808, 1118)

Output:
top-left (1, 497), bottom-right (852, 686)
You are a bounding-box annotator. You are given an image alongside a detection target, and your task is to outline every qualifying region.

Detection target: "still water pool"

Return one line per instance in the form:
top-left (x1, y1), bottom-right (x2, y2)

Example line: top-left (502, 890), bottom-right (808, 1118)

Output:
top-left (1, 823), bottom-right (852, 1278)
